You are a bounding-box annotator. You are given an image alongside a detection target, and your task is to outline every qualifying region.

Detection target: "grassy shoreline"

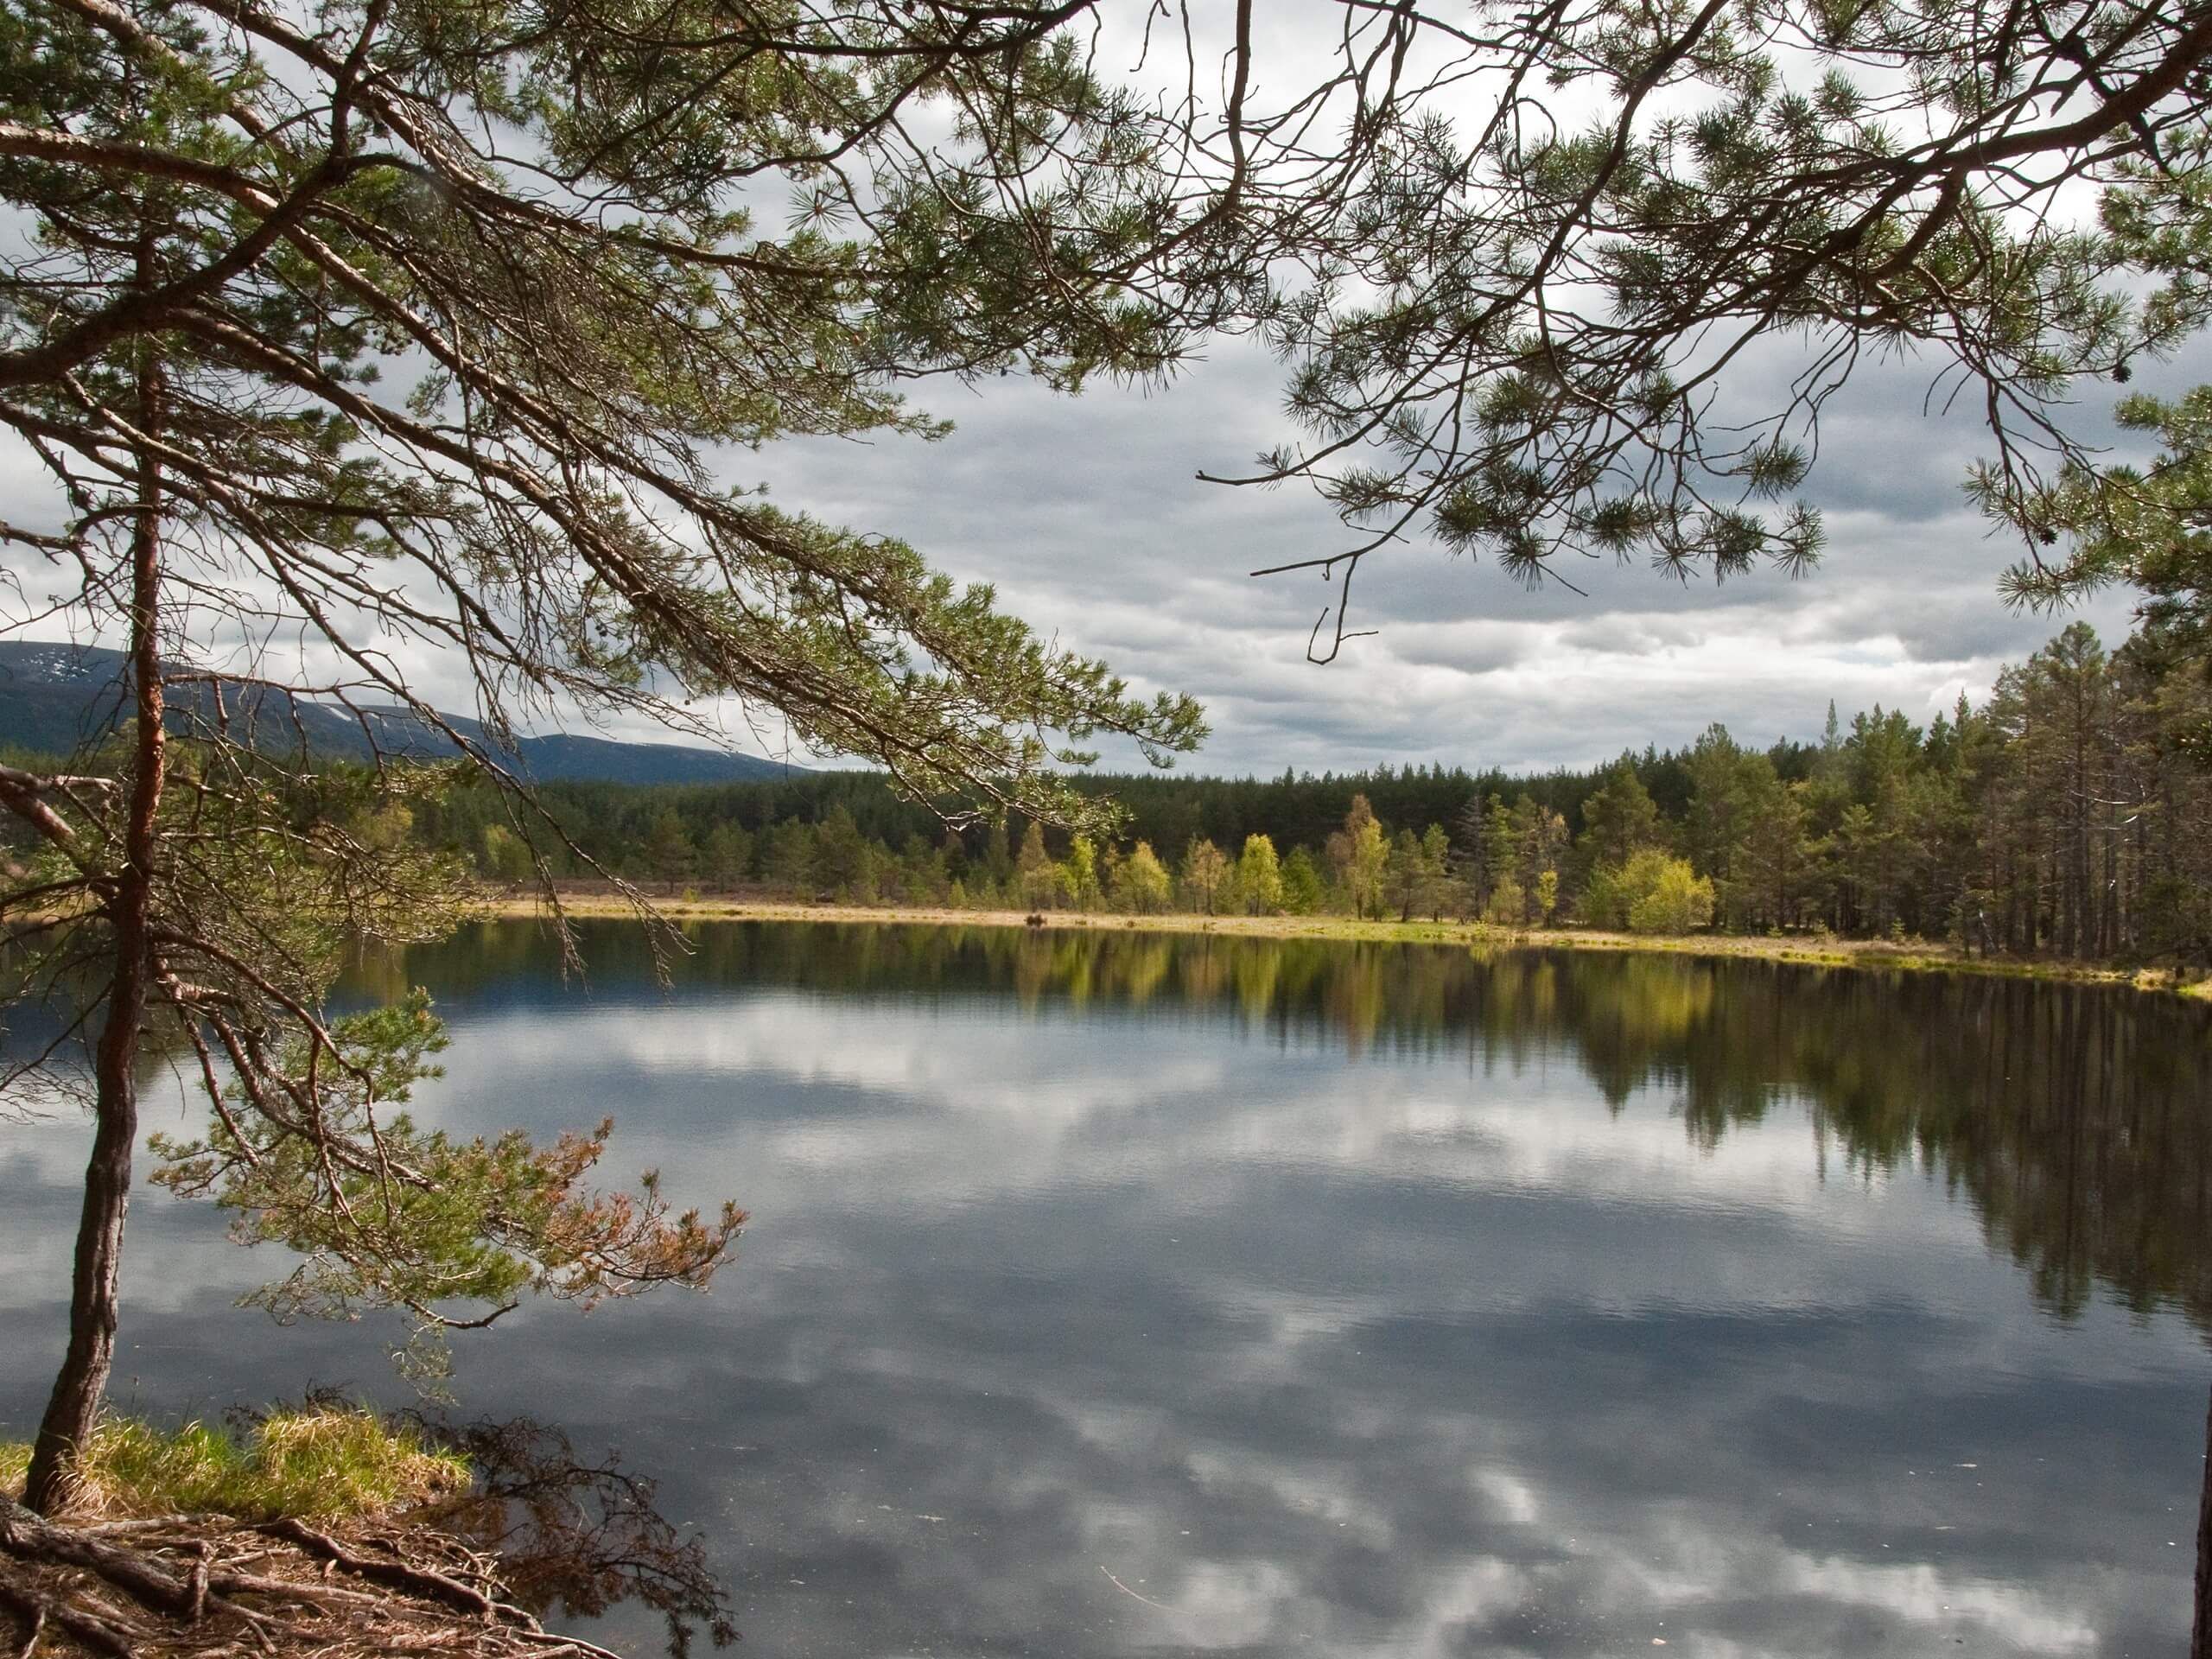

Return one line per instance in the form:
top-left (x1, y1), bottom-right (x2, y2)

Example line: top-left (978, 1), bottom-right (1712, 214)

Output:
top-left (486, 889), bottom-right (2212, 1000)
top-left (1, 1408), bottom-right (467, 1523)
top-left (0, 1408), bottom-right (656, 1659)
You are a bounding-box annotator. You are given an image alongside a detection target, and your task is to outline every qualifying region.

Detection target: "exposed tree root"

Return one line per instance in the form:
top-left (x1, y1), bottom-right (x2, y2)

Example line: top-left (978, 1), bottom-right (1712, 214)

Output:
top-left (0, 1561), bottom-right (134, 1659)
top-left (256, 1520), bottom-right (514, 1622)
top-left (0, 1498), bottom-right (622, 1659)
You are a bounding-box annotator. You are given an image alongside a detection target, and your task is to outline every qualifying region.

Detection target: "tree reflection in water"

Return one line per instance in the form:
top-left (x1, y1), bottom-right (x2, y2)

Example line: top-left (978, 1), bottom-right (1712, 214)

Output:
top-left (408, 1411), bottom-right (736, 1657)
top-left (372, 921), bottom-right (2212, 1647)
top-left (390, 921), bottom-right (2212, 1336)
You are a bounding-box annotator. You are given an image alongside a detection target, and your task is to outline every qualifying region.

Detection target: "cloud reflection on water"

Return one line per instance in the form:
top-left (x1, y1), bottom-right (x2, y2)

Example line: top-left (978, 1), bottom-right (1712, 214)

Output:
top-left (4, 921), bottom-right (2208, 1656)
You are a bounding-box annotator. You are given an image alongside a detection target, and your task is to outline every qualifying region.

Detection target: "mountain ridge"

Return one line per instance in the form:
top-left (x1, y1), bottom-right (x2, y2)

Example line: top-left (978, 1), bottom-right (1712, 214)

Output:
top-left (0, 641), bottom-right (800, 785)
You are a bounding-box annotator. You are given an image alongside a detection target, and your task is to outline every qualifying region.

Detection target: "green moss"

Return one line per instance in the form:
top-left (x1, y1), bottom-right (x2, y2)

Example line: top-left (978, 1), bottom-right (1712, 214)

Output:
top-left (0, 1408), bottom-right (468, 1521)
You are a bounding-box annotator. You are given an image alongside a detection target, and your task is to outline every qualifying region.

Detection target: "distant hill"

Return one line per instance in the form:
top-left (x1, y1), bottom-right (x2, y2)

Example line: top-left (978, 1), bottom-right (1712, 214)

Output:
top-left (0, 640), bottom-right (798, 785)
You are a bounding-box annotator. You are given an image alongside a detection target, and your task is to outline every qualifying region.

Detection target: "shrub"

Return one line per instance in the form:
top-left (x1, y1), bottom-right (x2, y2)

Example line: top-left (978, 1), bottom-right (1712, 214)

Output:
top-left (1484, 878), bottom-right (1526, 925)
top-left (1585, 850), bottom-right (1715, 935)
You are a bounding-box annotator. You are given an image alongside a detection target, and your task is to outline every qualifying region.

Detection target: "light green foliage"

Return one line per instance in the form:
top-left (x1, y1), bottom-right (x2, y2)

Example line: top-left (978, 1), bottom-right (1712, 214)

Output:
top-left (1535, 868), bottom-right (1560, 923)
top-left (0, 1409), bottom-right (467, 1522)
top-left (1586, 850), bottom-right (1718, 936)
top-left (1178, 837), bottom-right (1230, 915)
top-left (1484, 879), bottom-right (1527, 927)
top-left (1580, 867), bottom-right (1624, 929)
top-left (0, 725), bottom-right (756, 1506)
top-left (1630, 865), bottom-right (1717, 938)
top-left (1502, 797), bottom-right (1567, 926)
top-left (1235, 834), bottom-right (1283, 914)
top-left (1016, 821), bottom-right (1059, 909)
top-left (1326, 797), bottom-right (1389, 919)
top-left (1110, 841), bottom-right (1173, 913)
top-left (1063, 834), bottom-right (1102, 912)
top-left (481, 824), bottom-right (536, 887)
top-left (2, 746), bottom-right (477, 1110)
top-left (420, 609), bottom-right (2209, 957)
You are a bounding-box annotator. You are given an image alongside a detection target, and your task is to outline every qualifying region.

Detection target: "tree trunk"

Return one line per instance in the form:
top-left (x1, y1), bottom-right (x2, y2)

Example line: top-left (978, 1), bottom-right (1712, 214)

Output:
top-left (2196, 1378), bottom-right (2212, 1659)
top-left (23, 356), bottom-right (164, 1516)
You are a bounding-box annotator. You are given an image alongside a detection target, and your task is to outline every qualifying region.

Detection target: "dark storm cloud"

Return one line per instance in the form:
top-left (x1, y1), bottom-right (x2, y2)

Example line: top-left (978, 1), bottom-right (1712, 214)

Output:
top-left (739, 334), bottom-right (2183, 774)
top-left (0, 314), bottom-right (2196, 775)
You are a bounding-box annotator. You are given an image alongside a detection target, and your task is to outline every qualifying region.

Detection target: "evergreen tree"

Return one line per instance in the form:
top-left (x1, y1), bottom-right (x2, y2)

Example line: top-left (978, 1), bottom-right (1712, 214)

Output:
top-left (1280, 847), bottom-right (1326, 916)
top-left (765, 817), bottom-right (819, 896)
top-left (1579, 761), bottom-right (1665, 875)
top-left (897, 833), bottom-right (949, 906)
top-left (702, 823), bottom-right (755, 891)
top-left (1419, 823), bottom-right (1455, 920)
top-left (644, 810), bottom-right (697, 893)
top-left (1737, 774), bottom-right (1813, 931)
top-left (1504, 796), bottom-right (1567, 926)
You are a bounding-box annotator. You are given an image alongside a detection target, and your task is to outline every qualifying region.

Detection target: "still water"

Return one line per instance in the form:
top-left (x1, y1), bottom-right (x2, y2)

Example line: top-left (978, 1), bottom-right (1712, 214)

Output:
top-left (6, 921), bottom-right (2212, 1656)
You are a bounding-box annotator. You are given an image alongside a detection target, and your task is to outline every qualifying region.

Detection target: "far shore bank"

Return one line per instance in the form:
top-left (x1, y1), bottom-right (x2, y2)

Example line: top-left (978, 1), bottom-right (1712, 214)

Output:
top-left (481, 889), bottom-right (2212, 1001)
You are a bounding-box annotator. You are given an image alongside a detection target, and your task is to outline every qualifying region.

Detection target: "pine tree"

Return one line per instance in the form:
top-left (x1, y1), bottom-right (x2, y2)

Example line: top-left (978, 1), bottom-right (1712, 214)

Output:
top-left (1281, 847), bottom-right (1326, 916)
top-left (645, 810), bottom-right (697, 893)
top-left (702, 823), bottom-right (755, 891)
top-left (1578, 762), bottom-right (1665, 876)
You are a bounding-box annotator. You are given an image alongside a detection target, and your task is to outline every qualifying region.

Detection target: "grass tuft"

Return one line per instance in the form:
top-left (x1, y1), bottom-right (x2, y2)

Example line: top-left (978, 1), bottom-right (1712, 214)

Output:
top-left (0, 1408), bottom-right (469, 1521)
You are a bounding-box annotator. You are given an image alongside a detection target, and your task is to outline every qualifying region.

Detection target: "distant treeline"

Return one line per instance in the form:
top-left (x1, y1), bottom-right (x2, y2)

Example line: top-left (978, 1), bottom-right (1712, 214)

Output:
top-left (412, 621), bottom-right (2212, 963)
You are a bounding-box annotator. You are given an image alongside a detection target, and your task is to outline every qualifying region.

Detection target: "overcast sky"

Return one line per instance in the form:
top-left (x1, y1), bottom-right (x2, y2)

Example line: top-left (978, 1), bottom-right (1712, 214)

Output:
top-left (734, 333), bottom-right (2160, 779)
top-left (0, 320), bottom-right (2169, 781)
top-left (0, 0), bottom-right (2182, 782)
top-left (696, 3), bottom-right (2175, 784)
